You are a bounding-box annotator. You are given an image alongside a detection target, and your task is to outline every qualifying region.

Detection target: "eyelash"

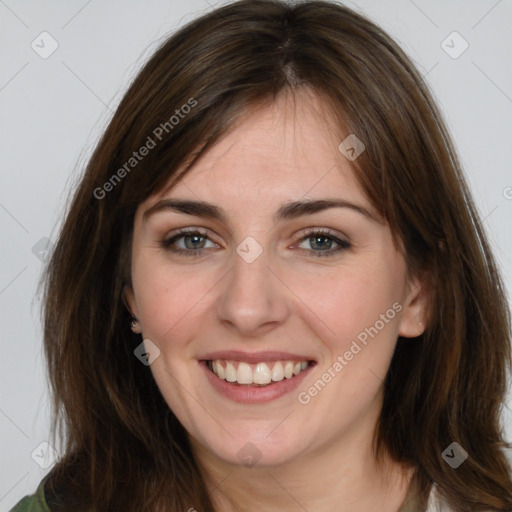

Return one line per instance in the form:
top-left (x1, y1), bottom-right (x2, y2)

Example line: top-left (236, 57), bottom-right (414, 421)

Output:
top-left (161, 227), bottom-right (351, 258)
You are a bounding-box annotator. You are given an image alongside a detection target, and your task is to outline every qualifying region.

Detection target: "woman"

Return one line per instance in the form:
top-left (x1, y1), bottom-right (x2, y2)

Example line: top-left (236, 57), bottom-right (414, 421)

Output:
top-left (10, 0), bottom-right (512, 511)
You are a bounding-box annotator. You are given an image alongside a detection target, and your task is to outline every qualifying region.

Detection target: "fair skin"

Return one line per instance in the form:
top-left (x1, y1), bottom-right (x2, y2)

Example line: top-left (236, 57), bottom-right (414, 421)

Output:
top-left (125, 88), bottom-right (428, 511)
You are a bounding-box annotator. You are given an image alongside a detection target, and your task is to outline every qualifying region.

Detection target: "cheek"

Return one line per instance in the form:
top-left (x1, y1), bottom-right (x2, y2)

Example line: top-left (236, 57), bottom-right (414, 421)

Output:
top-left (296, 257), bottom-right (404, 362)
top-left (293, 267), bottom-right (403, 419)
top-left (133, 258), bottom-right (215, 347)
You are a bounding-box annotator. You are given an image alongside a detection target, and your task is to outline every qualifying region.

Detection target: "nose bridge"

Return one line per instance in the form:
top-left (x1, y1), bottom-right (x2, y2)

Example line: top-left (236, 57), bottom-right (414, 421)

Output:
top-left (214, 235), bottom-right (289, 335)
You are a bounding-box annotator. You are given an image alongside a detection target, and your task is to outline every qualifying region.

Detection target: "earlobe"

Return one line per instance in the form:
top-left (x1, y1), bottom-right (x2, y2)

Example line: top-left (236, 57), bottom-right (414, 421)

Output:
top-left (130, 317), bottom-right (142, 334)
top-left (397, 277), bottom-right (429, 338)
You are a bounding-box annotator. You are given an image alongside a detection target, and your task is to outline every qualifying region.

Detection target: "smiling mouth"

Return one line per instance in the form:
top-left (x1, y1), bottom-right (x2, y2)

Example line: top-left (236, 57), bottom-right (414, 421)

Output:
top-left (205, 359), bottom-right (316, 387)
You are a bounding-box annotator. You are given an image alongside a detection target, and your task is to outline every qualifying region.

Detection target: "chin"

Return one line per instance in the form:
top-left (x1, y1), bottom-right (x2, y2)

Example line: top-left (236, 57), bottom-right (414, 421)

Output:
top-left (196, 428), bottom-right (310, 469)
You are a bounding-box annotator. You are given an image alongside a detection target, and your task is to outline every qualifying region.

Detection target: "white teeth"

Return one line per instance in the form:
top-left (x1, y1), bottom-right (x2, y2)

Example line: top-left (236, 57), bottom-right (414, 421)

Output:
top-left (237, 362), bottom-right (253, 384)
top-left (284, 361), bottom-right (294, 379)
top-left (271, 362), bottom-right (284, 382)
top-left (216, 361), bottom-right (225, 379)
top-left (225, 362), bottom-right (237, 382)
top-left (209, 359), bottom-right (310, 386)
top-left (253, 363), bottom-right (272, 384)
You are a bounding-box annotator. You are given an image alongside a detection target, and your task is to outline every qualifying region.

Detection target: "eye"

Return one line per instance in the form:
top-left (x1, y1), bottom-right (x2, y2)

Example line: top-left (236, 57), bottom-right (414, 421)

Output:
top-left (161, 228), bottom-right (218, 257)
top-left (295, 228), bottom-right (351, 257)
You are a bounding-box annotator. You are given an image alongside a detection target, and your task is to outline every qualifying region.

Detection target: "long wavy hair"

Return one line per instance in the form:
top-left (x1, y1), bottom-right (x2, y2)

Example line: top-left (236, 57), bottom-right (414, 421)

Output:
top-left (40, 1), bottom-right (512, 510)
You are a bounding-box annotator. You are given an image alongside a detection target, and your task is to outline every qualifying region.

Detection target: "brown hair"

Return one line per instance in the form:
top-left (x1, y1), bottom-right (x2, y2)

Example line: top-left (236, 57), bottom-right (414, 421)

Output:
top-left (40, 0), bottom-right (512, 510)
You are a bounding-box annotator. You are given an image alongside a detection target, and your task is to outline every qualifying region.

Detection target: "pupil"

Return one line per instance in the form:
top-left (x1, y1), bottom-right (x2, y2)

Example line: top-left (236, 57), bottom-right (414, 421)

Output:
top-left (186, 235), bottom-right (204, 249)
top-left (312, 236), bottom-right (330, 250)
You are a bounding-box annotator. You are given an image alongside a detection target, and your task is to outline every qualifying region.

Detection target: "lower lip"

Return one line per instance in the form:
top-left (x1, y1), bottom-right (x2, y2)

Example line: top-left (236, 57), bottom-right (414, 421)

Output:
top-left (200, 361), bottom-right (314, 404)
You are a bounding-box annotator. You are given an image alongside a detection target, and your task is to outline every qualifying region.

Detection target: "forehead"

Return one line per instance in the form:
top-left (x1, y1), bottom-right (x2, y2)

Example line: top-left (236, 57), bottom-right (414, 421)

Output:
top-left (141, 89), bottom-right (368, 210)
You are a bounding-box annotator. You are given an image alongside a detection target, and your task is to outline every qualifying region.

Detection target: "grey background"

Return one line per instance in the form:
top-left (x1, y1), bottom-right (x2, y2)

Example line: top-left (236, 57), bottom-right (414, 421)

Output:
top-left (1, 0), bottom-right (511, 509)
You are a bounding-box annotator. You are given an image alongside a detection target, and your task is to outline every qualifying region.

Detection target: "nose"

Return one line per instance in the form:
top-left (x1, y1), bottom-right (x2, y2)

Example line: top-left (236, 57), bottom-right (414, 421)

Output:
top-left (215, 243), bottom-right (290, 338)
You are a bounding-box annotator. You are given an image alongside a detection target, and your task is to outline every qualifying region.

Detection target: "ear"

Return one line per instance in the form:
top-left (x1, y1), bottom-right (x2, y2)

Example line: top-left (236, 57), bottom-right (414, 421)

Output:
top-left (398, 274), bottom-right (430, 338)
top-left (123, 285), bottom-right (142, 334)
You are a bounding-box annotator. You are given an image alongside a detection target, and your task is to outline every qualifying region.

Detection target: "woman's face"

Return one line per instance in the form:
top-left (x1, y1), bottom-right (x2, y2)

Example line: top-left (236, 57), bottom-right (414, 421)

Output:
top-left (125, 89), bottom-right (427, 468)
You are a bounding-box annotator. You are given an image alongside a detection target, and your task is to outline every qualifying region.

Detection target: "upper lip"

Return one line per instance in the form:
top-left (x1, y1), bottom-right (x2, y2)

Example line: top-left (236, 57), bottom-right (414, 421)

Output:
top-left (199, 350), bottom-right (317, 364)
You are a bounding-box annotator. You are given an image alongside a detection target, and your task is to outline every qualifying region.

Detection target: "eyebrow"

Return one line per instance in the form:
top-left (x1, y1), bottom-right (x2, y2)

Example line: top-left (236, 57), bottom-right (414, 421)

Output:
top-left (143, 198), bottom-right (382, 224)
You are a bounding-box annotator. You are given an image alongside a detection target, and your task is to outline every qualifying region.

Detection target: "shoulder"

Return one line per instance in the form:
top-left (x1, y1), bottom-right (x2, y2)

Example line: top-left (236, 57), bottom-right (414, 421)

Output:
top-left (424, 484), bottom-right (455, 511)
top-left (8, 476), bottom-right (51, 512)
top-left (425, 483), bottom-right (499, 512)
